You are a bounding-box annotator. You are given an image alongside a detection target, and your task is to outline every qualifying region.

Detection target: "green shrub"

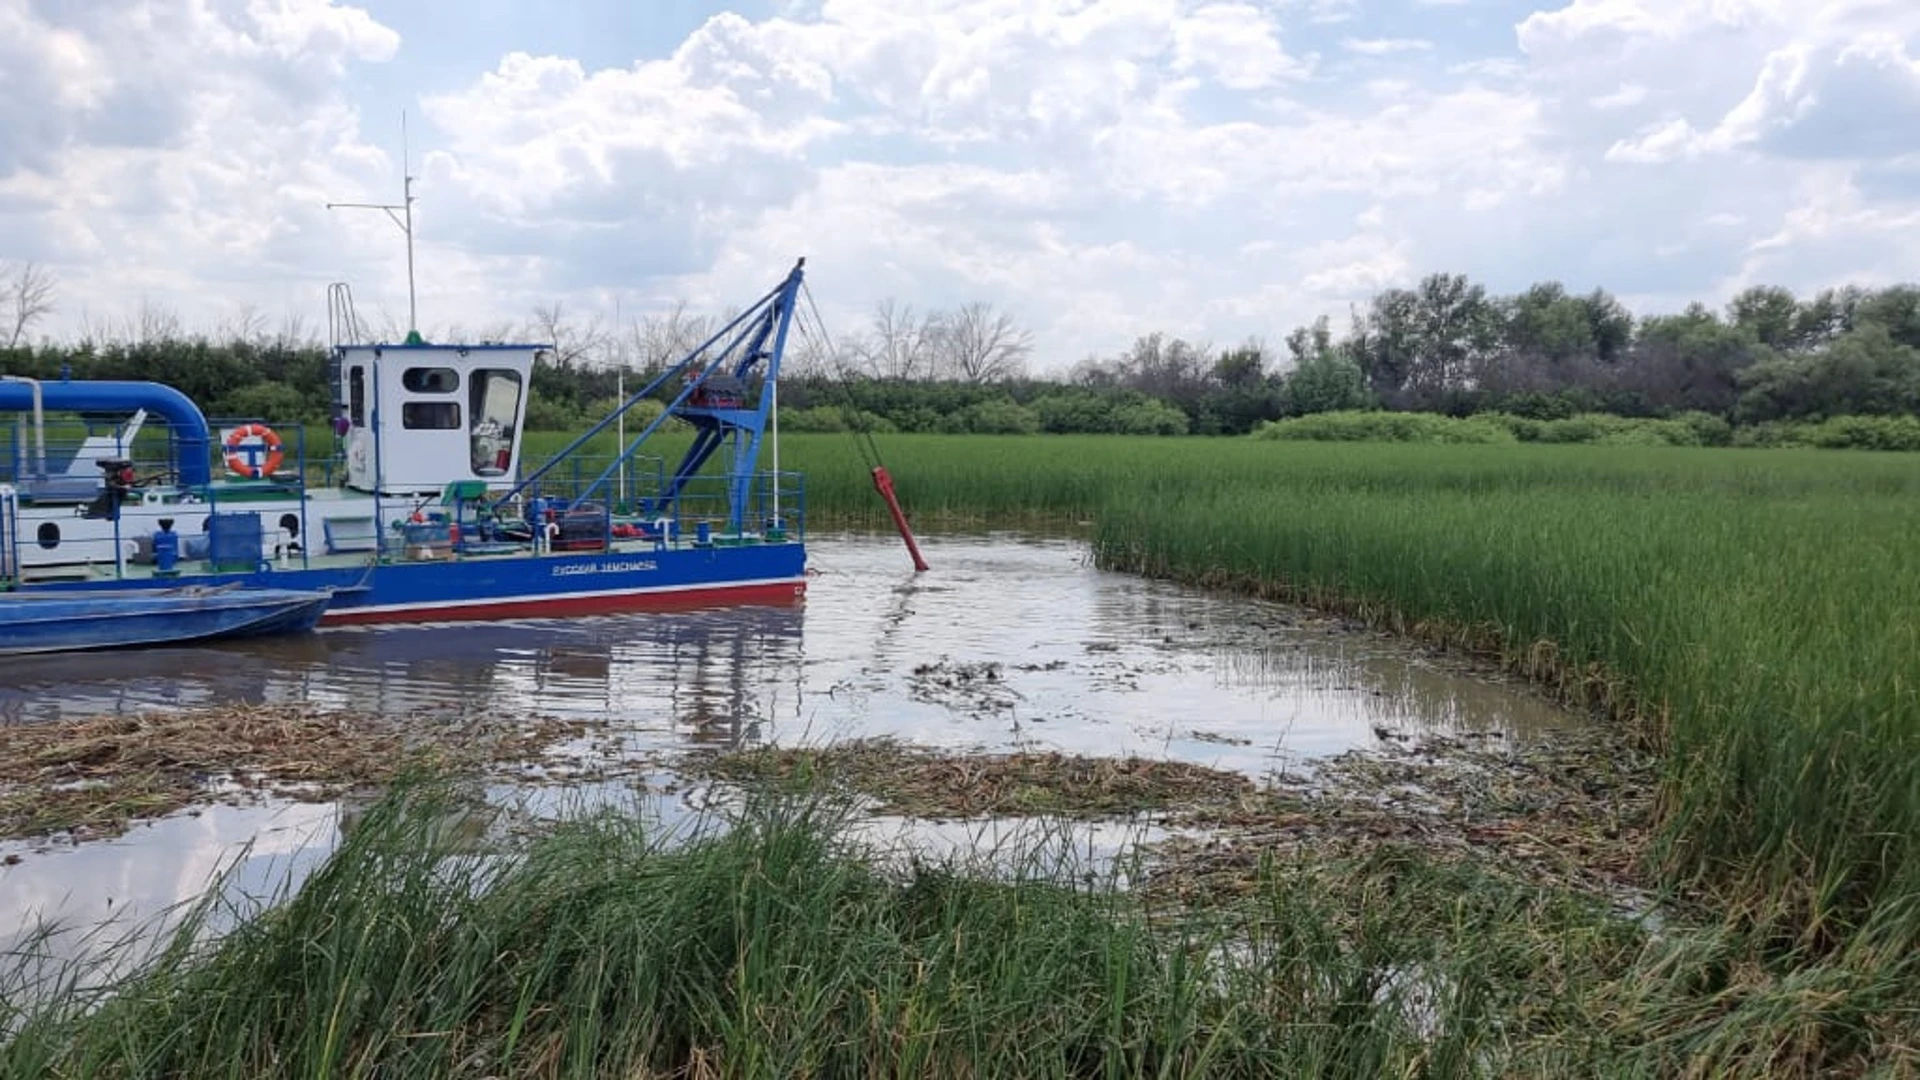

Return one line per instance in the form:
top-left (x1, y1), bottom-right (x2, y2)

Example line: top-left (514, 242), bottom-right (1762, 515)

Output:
top-left (780, 406), bottom-right (850, 433)
top-left (1731, 422), bottom-right (1810, 448)
top-left (1254, 411), bottom-right (1517, 444)
top-left (1804, 414), bottom-right (1920, 451)
top-left (1109, 398), bottom-right (1190, 435)
top-left (779, 406), bottom-right (898, 434)
top-left (938, 399), bottom-right (1041, 435)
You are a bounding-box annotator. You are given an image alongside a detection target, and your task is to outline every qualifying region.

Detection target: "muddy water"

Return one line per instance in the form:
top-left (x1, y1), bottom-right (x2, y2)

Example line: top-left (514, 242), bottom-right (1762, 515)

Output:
top-left (0, 532), bottom-right (1577, 962)
top-left (0, 532), bottom-right (1570, 761)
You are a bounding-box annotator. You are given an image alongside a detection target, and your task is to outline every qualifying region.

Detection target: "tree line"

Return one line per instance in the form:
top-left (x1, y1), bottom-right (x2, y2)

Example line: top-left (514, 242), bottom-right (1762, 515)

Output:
top-left (4, 259), bottom-right (1918, 438)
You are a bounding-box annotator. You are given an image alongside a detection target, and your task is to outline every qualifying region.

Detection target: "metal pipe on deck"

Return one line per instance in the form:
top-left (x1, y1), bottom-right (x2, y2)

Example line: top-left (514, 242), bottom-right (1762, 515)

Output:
top-left (0, 378), bottom-right (213, 487)
top-left (0, 376), bottom-right (46, 478)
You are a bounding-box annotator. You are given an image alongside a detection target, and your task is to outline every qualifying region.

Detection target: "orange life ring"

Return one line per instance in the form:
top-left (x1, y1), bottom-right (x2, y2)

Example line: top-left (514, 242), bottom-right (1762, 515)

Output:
top-left (224, 422), bottom-right (285, 479)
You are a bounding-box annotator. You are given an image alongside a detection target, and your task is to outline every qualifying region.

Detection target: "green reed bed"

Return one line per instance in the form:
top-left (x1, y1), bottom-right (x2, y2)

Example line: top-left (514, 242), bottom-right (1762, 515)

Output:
top-left (778, 437), bottom-right (1920, 1032)
top-left (529, 431), bottom-right (1920, 966)
top-left (1074, 445), bottom-right (1920, 951)
top-left (12, 782), bottom-right (1897, 1079)
top-left (488, 432), bottom-right (1920, 1066)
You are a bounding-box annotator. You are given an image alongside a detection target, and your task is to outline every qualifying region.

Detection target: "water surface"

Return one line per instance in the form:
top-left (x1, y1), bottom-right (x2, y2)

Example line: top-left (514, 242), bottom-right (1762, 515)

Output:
top-left (0, 532), bottom-right (1569, 770)
top-left (0, 532), bottom-right (1577, 961)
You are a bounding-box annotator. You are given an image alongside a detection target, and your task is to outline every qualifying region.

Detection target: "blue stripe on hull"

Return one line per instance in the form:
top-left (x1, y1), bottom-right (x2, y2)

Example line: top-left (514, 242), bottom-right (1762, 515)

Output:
top-left (13, 543), bottom-right (809, 624)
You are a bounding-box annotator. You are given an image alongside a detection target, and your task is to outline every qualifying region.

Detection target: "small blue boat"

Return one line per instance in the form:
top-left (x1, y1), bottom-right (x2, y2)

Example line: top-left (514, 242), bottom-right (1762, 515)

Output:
top-left (0, 585), bottom-right (332, 656)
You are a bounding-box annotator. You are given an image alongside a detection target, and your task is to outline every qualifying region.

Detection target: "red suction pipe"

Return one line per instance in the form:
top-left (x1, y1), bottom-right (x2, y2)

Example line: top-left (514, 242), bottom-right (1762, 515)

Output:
top-left (870, 465), bottom-right (929, 572)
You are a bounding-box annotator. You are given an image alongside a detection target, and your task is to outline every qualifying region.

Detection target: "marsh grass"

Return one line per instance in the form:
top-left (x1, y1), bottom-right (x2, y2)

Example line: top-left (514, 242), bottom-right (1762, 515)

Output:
top-left (185, 430), bottom-right (1914, 1072)
top-left (758, 438), bottom-right (1920, 952)
top-left (520, 433), bottom-right (1920, 970)
top-left (7, 781), bottom-right (1914, 1078)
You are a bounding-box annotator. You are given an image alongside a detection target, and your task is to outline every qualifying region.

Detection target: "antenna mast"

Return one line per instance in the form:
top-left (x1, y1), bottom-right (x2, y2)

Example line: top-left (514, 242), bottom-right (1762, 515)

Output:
top-left (327, 111), bottom-right (419, 337)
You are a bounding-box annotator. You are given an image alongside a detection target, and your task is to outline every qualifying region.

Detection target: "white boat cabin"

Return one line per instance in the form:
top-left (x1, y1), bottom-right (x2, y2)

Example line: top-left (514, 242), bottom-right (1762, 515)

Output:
top-left (335, 342), bottom-right (542, 497)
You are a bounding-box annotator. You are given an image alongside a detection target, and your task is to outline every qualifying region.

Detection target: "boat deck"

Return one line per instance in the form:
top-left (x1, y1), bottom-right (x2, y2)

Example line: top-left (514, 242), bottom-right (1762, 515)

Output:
top-left (14, 533), bottom-right (789, 586)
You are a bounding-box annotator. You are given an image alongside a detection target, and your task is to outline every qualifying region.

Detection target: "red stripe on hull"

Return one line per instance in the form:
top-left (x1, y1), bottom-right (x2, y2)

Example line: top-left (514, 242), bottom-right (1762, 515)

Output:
top-left (319, 581), bottom-right (807, 626)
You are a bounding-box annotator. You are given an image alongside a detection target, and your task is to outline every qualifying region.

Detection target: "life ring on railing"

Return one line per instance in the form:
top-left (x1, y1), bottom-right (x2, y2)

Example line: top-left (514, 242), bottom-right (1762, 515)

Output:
top-left (224, 423), bottom-right (285, 479)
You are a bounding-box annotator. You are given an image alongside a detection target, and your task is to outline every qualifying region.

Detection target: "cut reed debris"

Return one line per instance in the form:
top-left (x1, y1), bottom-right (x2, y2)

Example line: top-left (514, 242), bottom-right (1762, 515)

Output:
top-left (691, 726), bottom-right (1657, 905)
top-left (687, 738), bottom-right (1254, 818)
top-left (0, 705), bottom-right (590, 842)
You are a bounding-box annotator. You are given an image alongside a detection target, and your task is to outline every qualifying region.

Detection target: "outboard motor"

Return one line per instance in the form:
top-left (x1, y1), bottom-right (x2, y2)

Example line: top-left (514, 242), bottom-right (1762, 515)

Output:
top-left (84, 458), bottom-right (137, 520)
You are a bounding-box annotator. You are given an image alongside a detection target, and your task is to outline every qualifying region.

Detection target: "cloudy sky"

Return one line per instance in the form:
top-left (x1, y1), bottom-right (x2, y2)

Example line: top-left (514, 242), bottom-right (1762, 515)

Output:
top-left (3, 0), bottom-right (1917, 368)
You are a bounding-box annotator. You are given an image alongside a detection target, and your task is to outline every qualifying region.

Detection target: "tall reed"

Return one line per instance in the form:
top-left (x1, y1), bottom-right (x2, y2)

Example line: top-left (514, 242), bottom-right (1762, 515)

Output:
top-left (12, 782), bottom-right (1907, 1077)
top-left (774, 436), bottom-right (1920, 964)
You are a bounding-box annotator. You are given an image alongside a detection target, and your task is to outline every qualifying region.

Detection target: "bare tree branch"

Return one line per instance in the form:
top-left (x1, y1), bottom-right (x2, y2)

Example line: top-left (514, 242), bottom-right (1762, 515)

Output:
top-left (936, 300), bottom-right (1033, 382)
top-left (856, 298), bottom-right (941, 379)
top-left (530, 301), bottom-right (610, 368)
top-left (275, 311), bottom-right (315, 349)
top-left (5, 261), bottom-right (58, 348)
top-left (133, 299), bottom-right (181, 345)
top-left (628, 300), bottom-right (715, 375)
top-left (221, 303), bottom-right (268, 345)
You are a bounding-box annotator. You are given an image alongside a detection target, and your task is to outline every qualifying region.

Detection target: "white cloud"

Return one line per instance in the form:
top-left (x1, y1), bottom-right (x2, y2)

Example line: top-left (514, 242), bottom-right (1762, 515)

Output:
top-left (6, 0), bottom-right (1919, 366)
top-left (1173, 3), bottom-right (1309, 87)
top-left (0, 0), bottom-right (407, 326)
top-left (1342, 37), bottom-right (1433, 56)
top-left (1285, 0), bottom-right (1360, 25)
top-left (1298, 234), bottom-right (1412, 293)
top-left (1605, 117), bottom-right (1703, 163)
top-left (1596, 33), bottom-right (1920, 164)
top-left (1589, 82), bottom-right (1647, 108)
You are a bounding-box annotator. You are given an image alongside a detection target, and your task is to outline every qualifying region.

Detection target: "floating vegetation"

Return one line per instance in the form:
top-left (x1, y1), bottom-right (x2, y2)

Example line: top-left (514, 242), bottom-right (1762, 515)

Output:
top-left (907, 658), bottom-right (1021, 715)
top-left (690, 724), bottom-right (1656, 908)
top-left (1158, 726), bottom-right (1657, 905)
top-left (0, 705), bottom-right (589, 842)
top-left (687, 738), bottom-right (1253, 819)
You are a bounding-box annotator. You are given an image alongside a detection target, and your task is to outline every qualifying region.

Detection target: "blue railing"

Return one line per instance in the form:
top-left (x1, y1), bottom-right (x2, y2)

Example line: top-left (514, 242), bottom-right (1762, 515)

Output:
top-left (0, 417), bottom-right (804, 585)
top-left (0, 415), bottom-right (316, 584)
top-left (513, 451), bottom-right (806, 552)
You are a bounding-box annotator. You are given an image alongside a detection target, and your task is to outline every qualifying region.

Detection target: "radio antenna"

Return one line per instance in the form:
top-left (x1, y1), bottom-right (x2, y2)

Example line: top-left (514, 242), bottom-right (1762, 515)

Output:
top-left (327, 111), bottom-right (419, 339)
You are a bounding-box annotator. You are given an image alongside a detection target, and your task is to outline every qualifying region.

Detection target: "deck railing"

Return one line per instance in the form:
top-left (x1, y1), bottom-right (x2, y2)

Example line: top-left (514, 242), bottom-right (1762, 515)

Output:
top-left (0, 415), bottom-right (316, 585)
top-left (514, 451), bottom-right (806, 552)
top-left (0, 416), bottom-right (805, 586)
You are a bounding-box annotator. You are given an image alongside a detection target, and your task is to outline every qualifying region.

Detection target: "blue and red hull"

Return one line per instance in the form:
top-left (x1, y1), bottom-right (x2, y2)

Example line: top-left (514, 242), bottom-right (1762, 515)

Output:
top-left (22, 542), bottom-right (808, 627)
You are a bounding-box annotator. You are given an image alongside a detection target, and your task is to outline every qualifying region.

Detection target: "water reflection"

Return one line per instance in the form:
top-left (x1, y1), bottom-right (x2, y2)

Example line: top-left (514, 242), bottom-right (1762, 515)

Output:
top-left (0, 604), bottom-right (807, 751)
top-left (0, 533), bottom-right (1575, 771)
top-left (0, 801), bottom-right (340, 978)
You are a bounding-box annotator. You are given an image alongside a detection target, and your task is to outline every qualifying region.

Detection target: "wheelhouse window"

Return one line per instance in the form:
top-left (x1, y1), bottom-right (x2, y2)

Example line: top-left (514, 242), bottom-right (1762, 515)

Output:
top-left (403, 401), bottom-right (462, 430)
top-left (469, 368), bottom-right (523, 476)
top-left (403, 367), bottom-right (460, 393)
top-left (348, 367), bottom-right (366, 426)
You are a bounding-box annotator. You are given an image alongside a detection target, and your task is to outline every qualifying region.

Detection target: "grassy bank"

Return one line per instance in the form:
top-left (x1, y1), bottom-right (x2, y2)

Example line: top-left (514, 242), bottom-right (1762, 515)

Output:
top-left (9, 782), bottom-right (1904, 1078)
top-left (758, 439), bottom-right (1920, 957)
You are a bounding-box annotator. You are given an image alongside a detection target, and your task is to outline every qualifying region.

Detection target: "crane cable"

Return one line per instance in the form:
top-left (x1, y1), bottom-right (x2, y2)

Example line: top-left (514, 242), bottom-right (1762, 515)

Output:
top-left (799, 281), bottom-right (884, 474)
top-left (797, 280), bottom-right (930, 573)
